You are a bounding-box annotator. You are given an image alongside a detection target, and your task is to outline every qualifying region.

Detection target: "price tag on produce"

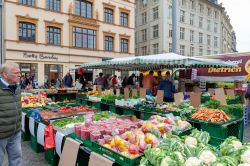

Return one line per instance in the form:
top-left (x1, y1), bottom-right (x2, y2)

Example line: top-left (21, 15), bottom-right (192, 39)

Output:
top-left (93, 85), bottom-right (96, 91)
top-left (174, 92), bottom-right (184, 106)
top-left (116, 89), bottom-right (120, 96)
top-left (56, 132), bottom-right (65, 157)
top-left (140, 88), bottom-right (146, 98)
top-left (29, 117), bottom-right (35, 136)
top-left (208, 88), bottom-right (215, 95)
top-left (37, 122), bottom-right (46, 146)
top-left (110, 89), bottom-right (114, 95)
top-left (132, 89), bottom-right (137, 97)
top-left (97, 85), bottom-right (102, 96)
top-left (124, 88), bottom-right (129, 99)
top-left (156, 90), bottom-right (164, 104)
top-left (226, 89), bottom-right (235, 98)
top-left (21, 112), bottom-right (26, 132)
top-left (214, 88), bottom-right (227, 105)
top-left (193, 86), bottom-right (201, 93)
top-left (58, 138), bottom-right (80, 166)
top-left (190, 93), bottom-right (201, 108)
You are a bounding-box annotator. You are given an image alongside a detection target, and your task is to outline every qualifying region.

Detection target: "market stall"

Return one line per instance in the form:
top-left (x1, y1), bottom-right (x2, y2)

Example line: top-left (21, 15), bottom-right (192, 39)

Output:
top-left (20, 53), bottom-right (250, 166)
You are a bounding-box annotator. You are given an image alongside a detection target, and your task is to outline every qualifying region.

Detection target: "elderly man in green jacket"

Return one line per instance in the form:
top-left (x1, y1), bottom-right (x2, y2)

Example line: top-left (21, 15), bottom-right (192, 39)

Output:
top-left (0, 63), bottom-right (22, 166)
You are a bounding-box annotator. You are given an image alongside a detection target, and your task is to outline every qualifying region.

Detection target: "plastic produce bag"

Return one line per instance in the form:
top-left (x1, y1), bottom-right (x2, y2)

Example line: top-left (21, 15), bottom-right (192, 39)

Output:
top-left (44, 124), bottom-right (55, 150)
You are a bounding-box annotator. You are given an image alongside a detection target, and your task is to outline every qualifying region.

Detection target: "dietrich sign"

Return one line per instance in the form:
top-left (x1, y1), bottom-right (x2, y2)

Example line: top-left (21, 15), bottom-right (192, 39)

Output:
top-left (197, 53), bottom-right (250, 81)
top-left (23, 53), bottom-right (58, 61)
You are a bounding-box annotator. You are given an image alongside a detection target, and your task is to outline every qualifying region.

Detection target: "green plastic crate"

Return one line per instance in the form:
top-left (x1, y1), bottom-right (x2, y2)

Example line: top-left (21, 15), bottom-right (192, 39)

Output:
top-left (201, 96), bottom-right (211, 103)
top-left (45, 148), bottom-right (59, 166)
top-left (109, 105), bottom-right (117, 113)
top-left (76, 147), bottom-right (90, 166)
top-left (92, 102), bottom-right (101, 110)
top-left (82, 99), bottom-right (88, 105)
top-left (209, 136), bottom-right (224, 148)
top-left (76, 98), bottom-right (82, 105)
top-left (142, 112), bottom-right (155, 120)
top-left (91, 141), bottom-right (142, 166)
top-left (190, 118), bottom-right (244, 141)
top-left (30, 135), bottom-right (44, 153)
top-left (21, 131), bottom-right (30, 141)
top-left (123, 109), bottom-right (134, 115)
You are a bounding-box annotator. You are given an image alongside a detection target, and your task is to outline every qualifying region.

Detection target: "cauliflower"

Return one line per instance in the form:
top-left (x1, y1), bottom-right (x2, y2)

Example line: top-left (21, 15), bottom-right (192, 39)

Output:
top-left (160, 156), bottom-right (177, 166)
top-left (238, 164), bottom-right (250, 166)
top-left (185, 136), bottom-right (197, 148)
top-left (231, 140), bottom-right (243, 149)
top-left (198, 150), bottom-right (216, 164)
top-left (241, 149), bottom-right (250, 164)
top-left (185, 157), bottom-right (202, 166)
top-left (215, 164), bottom-right (224, 166)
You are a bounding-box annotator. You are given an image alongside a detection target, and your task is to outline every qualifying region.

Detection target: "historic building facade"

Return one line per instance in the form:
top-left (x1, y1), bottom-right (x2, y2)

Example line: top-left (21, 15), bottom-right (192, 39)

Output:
top-left (4, 0), bottom-right (135, 85)
top-left (135, 0), bottom-right (236, 56)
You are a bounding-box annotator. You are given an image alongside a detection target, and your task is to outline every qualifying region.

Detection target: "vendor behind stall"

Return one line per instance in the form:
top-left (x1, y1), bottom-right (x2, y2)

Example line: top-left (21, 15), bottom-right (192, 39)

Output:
top-left (158, 71), bottom-right (175, 102)
top-left (142, 70), bottom-right (158, 95)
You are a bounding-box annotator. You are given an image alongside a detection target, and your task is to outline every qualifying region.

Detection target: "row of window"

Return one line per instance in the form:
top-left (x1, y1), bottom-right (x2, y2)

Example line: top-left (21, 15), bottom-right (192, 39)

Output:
top-left (140, 6), bottom-right (159, 25)
top-left (104, 6), bottom-right (129, 27)
top-left (179, 0), bottom-right (219, 19)
top-left (169, 27), bottom-right (219, 47)
top-left (139, 44), bottom-right (218, 57)
top-left (19, 0), bottom-right (130, 27)
top-left (18, 22), bottom-right (129, 53)
top-left (138, 25), bottom-right (218, 48)
top-left (179, 10), bottom-right (218, 32)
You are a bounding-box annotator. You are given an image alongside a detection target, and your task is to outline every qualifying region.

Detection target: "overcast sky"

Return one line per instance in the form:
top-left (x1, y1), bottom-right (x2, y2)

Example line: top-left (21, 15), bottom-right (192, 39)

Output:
top-left (218, 0), bottom-right (250, 53)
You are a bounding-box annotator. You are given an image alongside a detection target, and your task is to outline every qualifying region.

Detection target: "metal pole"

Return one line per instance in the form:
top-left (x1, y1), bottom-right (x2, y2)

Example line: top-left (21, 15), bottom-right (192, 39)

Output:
top-left (172, 0), bottom-right (177, 53)
top-left (0, 0), bottom-right (3, 64)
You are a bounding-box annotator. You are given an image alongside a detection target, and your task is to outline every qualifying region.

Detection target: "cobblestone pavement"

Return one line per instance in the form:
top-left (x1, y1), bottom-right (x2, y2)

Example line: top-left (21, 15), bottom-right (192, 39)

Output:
top-left (2, 125), bottom-right (250, 166)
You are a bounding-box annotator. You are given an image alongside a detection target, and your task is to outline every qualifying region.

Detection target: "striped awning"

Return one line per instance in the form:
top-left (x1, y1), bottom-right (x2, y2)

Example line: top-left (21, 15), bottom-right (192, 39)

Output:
top-left (72, 53), bottom-right (236, 71)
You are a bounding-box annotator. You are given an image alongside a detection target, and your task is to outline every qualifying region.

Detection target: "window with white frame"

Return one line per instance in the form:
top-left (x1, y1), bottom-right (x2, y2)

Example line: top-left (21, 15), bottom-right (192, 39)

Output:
top-left (141, 46), bottom-right (147, 55)
top-left (153, 43), bottom-right (159, 54)
top-left (190, 46), bottom-right (194, 56)
top-left (153, 25), bottom-right (159, 38)
top-left (180, 10), bottom-right (185, 22)
top-left (142, 12), bottom-right (147, 25)
top-left (214, 36), bottom-right (218, 47)
top-left (207, 35), bottom-right (211, 45)
top-left (153, 7), bottom-right (159, 20)
top-left (207, 20), bottom-right (211, 31)
top-left (169, 26), bottom-right (172, 38)
top-left (207, 49), bottom-right (211, 55)
top-left (214, 11), bottom-right (218, 19)
top-left (199, 32), bottom-right (203, 43)
top-left (199, 17), bottom-right (203, 28)
top-left (199, 3), bottom-right (203, 13)
top-left (169, 5), bottom-right (172, 18)
top-left (169, 43), bottom-right (172, 52)
top-left (190, 13), bottom-right (194, 25)
top-left (190, 0), bottom-right (194, 10)
top-left (207, 7), bottom-right (211, 16)
top-left (180, 45), bottom-right (185, 55)
top-left (141, 29), bottom-right (147, 41)
top-left (190, 30), bottom-right (194, 42)
top-left (214, 22), bottom-right (218, 33)
top-left (199, 47), bottom-right (203, 56)
top-left (180, 27), bottom-right (185, 40)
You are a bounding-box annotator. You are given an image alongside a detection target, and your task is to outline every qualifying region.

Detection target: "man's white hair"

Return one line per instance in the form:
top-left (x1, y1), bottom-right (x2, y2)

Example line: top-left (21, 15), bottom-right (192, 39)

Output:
top-left (0, 62), bottom-right (19, 76)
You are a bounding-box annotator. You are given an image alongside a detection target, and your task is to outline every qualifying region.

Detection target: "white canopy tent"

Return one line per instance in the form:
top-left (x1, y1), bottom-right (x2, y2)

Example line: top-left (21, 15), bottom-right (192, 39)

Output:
top-left (73, 53), bottom-right (236, 71)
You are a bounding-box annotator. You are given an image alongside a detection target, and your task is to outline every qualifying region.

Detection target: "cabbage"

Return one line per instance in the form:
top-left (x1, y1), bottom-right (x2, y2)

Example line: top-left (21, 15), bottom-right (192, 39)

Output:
top-left (160, 156), bottom-right (177, 166)
top-left (185, 136), bottom-right (198, 148)
top-left (198, 150), bottom-right (217, 164)
top-left (171, 151), bottom-right (185, 165)
top-left (220, 136), bottom-right (242, 156)
top-left (240, 148), bottom-right (250, 164)
top-left (185, 157), bottom-right (202, 166)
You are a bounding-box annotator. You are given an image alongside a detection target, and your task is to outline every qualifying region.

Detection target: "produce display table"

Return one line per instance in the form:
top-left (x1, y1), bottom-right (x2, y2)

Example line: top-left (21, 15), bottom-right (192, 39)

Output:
top-left (47, 92), bottom-right (77, 102)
